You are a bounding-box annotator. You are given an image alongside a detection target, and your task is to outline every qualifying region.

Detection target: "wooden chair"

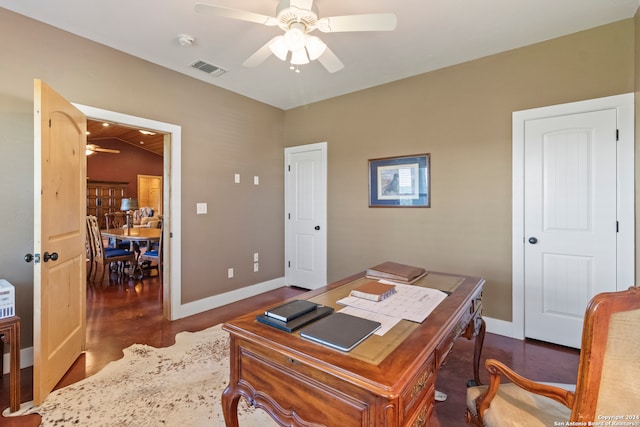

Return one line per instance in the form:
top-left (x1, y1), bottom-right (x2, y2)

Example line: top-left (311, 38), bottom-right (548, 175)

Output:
top-left (466, 286), bottom-right (640, 426)
top-left (104, 212), bottom-right (127, 230)
top-left (138, 223), bottom-right (163, 279)
top-left (86, 215), bottom-right (136, 283)
top-left (104, 212), bottom-right (131, 249)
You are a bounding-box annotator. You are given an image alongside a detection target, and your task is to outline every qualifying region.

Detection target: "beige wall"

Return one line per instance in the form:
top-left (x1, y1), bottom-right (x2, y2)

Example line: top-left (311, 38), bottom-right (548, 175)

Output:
top-left (284, 20), bottom-right (635, 321)
top-left (0, 7), bottom-right (636, 351)
top-left (0, 9), bottom-right (285, 348)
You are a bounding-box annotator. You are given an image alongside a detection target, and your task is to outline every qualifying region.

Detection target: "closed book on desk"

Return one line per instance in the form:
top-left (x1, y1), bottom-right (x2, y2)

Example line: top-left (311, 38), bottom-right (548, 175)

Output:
top-left (350, 281), bottom-right (396, 301)
top-left (257, 305), bottom-right (334, 332)
top-left (366, 261), bottom-right (426, 284)
top-left (264, 299), bottom-right (318, 322)
top-left (300, 312), bottom-right (381, 352)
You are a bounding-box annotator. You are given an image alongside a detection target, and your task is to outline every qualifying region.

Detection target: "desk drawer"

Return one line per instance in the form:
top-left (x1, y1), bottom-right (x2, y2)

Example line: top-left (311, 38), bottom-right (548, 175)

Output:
top-left (237, 341), bottom-right (372, 427)
top-left (436, 295), bottom-right (482, 366)
top-left (400, 353), bottom-right (435, 420)
top-left (404, 394), bottom-right (434, 427)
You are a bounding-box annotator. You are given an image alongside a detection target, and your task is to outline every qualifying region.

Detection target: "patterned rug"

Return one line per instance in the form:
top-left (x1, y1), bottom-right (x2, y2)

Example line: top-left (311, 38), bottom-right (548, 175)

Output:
top-left (8, 325), bottom-right (278, 426)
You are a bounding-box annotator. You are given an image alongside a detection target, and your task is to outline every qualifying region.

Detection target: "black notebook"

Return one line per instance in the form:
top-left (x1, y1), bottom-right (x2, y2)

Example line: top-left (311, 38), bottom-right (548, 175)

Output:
top-left (257, 305), bottom-right (334, 332)
top-left (299, 312), bottom-right (381, 352)
top-left (264, 299), bottom-right (318, 322)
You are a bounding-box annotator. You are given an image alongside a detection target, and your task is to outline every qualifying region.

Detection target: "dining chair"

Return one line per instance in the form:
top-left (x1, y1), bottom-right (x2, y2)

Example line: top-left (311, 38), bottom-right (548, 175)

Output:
top-left (465, 286), bottom-right (640, 426)
top-left (103, 212), bottom-right (131, 249)
top-left (86, 215), bottom-right (136, 283)
top-left (138, 223), bottom-right (163, 279)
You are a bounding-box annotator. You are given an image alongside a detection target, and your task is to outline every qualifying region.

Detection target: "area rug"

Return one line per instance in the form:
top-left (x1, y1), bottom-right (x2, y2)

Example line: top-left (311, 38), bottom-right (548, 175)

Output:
top-left (9, 324), bottom-right (278, 426)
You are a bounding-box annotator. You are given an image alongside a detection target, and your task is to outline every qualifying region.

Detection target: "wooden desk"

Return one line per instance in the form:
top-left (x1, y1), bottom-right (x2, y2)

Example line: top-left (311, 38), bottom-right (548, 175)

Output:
top-left (222, 271), bottom-right (485, 427)
top-left (0, 316), bottom-right (21, 413)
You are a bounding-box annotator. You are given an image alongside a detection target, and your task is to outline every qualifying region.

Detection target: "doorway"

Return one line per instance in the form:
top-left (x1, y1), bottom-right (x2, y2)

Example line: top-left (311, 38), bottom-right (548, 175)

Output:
top-left (511, 93), bottom-right (634, 346)
top-left (75, 103), bottom-right (182, 320)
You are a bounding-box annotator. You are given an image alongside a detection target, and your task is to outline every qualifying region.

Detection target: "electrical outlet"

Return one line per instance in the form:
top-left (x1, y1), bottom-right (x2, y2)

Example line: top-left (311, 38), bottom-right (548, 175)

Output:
top-left (253, 262), bottom-right (259, 272)
top-left (196, 203), bottom-right (207, 214)
top-left (253, 252), bottom-right (259, 262)
top-left (254, 175), bottom-right (259, 185)
top-left (227, 268), bottom-right (234, 278)
top-left (234, 173), bottom-right (240, 184)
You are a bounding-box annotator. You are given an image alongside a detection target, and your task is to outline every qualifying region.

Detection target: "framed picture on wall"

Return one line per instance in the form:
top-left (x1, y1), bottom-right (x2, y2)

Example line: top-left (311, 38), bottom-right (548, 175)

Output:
top-left (368, 154), bottom-right (430, 207)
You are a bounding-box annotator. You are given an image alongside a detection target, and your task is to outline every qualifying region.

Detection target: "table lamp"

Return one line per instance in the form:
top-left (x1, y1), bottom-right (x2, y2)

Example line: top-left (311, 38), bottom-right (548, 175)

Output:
top-left (120, 198), bottom-right (139, 235)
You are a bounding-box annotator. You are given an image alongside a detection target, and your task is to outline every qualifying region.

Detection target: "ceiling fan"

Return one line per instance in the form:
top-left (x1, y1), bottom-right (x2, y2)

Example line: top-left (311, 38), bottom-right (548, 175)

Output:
top-left (86, 144), bottom-right (120, 156)
top-left (194, 0), bottom-right (397, 73)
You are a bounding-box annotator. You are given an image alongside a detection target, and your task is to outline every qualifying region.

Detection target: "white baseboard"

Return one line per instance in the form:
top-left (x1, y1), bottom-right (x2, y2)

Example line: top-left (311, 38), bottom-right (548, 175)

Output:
top-left (172, 276), bottom-right (286, 320)
top-left (3, 346), bottom-right (34, 374)
top-left (484, 316), bottom-right (520, 339)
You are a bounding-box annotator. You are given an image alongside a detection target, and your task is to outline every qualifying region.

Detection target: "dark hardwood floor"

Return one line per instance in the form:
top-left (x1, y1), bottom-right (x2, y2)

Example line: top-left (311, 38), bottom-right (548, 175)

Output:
top-left (1, 272), bottom-right (580, 426)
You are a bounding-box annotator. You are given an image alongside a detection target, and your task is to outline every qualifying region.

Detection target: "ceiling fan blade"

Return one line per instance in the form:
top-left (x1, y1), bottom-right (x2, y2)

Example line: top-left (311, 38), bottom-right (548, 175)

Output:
top-left (316, 13), bottom-right (397, 33)
top-left (94, 147), bottom-right (121, 154)
top-left (86, 144), bottom-right (120, 154)
top-left (317, 46), bottom-right (344, 73)
top-left (194, 3), bottom-right (278, 26)
top-left (242, 38), bottom-right (277, 68)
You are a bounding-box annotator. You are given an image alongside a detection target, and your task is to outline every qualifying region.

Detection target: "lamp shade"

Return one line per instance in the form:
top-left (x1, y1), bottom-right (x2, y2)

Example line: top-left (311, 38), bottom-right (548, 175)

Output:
top-left (120, 198), bottom-right (139, 211)
top-left (269, 36), bottom-right (288, 61)
top-left (305, 36), bottom-right (326, 60)
top-left (290, 49), bottom-right (309, 65)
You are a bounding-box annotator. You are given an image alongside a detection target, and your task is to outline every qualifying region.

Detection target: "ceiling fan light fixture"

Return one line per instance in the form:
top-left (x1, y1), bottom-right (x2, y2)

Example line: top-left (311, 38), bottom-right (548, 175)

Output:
top-left (284, 24), bottom-right (306, 51)
top-left (269, 35), bottom-right (288, 61)
top-left (305, 35), bottom-right (326, 60)
top-left (290, 48), bottom-right (309, 65)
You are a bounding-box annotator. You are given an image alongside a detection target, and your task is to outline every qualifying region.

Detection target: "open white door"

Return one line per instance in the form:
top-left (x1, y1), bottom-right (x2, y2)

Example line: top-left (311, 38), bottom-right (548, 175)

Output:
top-left (284, 142), bottom-right (327, 289)
top-left (33, 80), bottom-right (87, 404)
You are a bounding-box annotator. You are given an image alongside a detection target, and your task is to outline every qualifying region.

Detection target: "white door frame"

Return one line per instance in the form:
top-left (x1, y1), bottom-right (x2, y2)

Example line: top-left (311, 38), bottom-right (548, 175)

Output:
top-left (284, 142), bottom-right (328, 288)
top-left (74, 104), bottom-right (183, 320)
top-left (511, 93), bottom-right (634, 340)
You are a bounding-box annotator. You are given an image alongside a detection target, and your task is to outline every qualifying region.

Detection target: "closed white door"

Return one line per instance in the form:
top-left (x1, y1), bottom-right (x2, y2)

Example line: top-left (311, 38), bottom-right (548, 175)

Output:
top-left (284, 143), bottom-right (327, 289)
top-left (524, 109), bottom-right (617, 348)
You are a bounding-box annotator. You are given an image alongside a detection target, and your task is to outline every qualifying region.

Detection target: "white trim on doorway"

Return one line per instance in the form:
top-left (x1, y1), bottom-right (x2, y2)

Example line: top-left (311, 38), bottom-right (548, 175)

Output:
top-left (510, 93), bottom-right (635, 340)
top-left (73, 104), bottom-right (183, 320)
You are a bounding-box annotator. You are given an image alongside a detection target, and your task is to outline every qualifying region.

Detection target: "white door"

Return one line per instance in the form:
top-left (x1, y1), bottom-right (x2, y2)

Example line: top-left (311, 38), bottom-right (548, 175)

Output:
top-left (284, 142), bottom-right (327, 289)
top-left (33, 80), bottom-right (87, 403)
top-left (523, 109), bottom-right (617, 348)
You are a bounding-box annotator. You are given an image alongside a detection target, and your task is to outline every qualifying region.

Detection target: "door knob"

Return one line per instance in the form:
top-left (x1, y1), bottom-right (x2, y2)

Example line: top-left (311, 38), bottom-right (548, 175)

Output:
top-left (314, 225), bottom-right (320, 230)
top-left (24, 254), bottom-right (34, 263)
top-left (43, 252), bottom-right (59, 262)
top-left (528, 237), bottom-right (538, 244)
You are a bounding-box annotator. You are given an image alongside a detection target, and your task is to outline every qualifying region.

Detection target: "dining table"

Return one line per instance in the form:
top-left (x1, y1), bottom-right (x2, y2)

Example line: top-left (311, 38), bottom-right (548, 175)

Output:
top-left (100, 228), bottom-right (162, 277)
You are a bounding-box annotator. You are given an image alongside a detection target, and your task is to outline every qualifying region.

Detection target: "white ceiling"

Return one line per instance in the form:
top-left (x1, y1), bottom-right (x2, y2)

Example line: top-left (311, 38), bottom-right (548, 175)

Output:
top-left (1, 0), bottom-right (638, 110)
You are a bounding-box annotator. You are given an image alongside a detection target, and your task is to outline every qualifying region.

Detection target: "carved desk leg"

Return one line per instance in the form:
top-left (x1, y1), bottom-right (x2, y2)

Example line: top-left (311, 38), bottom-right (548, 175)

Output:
top-left (221, 385), bottom-right (241, 427)
top-left (469, 317), bottom-right (485, 387)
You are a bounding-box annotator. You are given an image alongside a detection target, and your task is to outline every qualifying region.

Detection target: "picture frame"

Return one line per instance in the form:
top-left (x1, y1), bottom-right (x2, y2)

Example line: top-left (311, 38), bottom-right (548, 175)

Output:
top-left (368, 154), bottom-right (430, 207)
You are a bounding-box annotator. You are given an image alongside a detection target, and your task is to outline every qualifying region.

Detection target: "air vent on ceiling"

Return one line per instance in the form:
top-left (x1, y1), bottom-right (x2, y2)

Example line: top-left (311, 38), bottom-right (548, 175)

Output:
top-left (191, 60), bottom-right (227, 77)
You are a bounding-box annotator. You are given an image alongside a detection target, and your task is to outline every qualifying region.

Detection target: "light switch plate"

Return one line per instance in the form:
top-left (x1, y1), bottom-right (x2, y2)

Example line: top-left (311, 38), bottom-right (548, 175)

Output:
top-left (234, 173), bottom-right (240, 183)
top-left (196, 203), bottom-right (207, 214)
top-left (254, 176), bottom-right (259, 185)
